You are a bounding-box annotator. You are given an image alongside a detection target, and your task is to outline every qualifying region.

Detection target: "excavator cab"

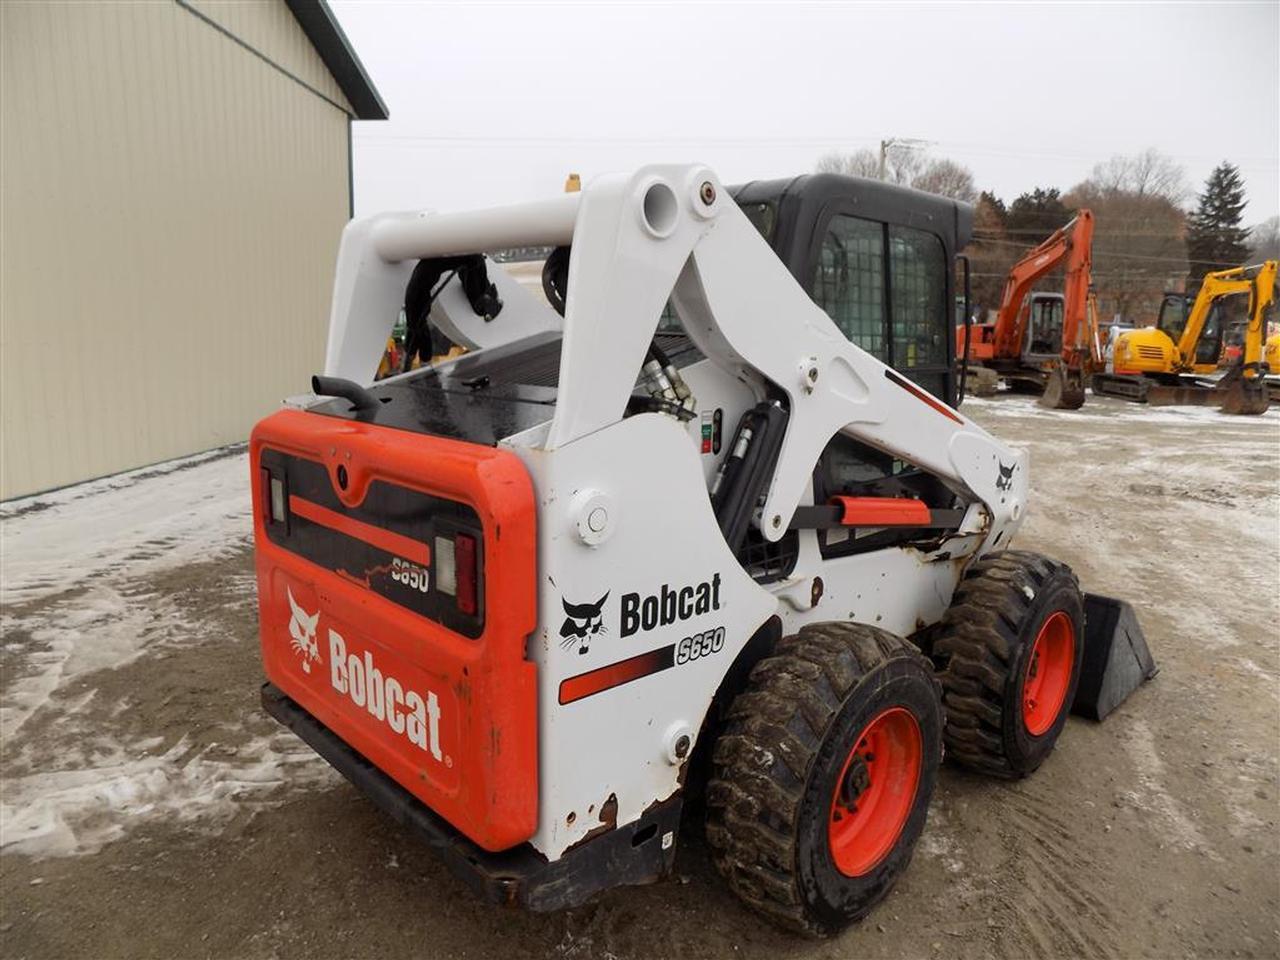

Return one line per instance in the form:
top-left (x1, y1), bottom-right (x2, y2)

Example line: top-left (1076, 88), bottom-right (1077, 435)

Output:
top-left (1156, 293), bottom-right (1189, 343)
top-left (1024, 292), bottom-right (1066, 359)
top-left (1193, 300), bottom-right (1228, 367)
top-left (1158, 291), bottom-right (1231, 368)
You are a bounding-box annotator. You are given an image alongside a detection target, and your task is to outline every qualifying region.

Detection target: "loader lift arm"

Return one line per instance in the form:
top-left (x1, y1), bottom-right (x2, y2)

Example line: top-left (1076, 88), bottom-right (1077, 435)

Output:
top-left (324, 166), bottom-right (1028, 554)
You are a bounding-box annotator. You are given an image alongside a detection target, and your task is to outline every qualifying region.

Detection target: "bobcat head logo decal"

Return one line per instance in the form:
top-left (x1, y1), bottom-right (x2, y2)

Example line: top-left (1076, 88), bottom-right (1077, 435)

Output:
top-left (995, 460), bottom-right (1016, 492)
top-left (560, 592), bottom-right (609, 655)
top-left (287, 587), bottom-right (321, 674)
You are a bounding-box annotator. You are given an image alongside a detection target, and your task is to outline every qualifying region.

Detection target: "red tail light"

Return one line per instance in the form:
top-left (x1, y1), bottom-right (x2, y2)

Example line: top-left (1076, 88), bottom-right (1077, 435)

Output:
top-left (455, 533), bottom-right (478, 616)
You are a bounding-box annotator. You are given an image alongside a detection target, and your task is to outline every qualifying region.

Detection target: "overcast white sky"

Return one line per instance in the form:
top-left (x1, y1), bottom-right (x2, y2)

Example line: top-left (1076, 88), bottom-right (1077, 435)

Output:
top-left (332, 1), bottom-right (1279, 224)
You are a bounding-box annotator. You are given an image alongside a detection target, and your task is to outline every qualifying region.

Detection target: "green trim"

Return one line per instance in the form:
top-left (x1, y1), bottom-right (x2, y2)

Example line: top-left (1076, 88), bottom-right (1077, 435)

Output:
top-left (174, 0), bottom-right (353, 117)
top-left (285, 0), bottom-right (388, 121)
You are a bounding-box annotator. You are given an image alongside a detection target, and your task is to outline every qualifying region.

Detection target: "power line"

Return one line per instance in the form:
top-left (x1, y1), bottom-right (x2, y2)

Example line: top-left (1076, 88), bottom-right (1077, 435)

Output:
top-left (968, 235), bottom-right (1242, 268)
top-left (353, 132), bottom-right (1280, 168)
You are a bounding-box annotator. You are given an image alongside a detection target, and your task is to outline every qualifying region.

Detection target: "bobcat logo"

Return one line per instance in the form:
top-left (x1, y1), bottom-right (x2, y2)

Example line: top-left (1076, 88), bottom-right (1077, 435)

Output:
top-left (287, 587), bottom-right (321, 674)
top-left (995, 461), bottom-right (1016, 492)
top-left (559, 592), bottom-right (609, 655)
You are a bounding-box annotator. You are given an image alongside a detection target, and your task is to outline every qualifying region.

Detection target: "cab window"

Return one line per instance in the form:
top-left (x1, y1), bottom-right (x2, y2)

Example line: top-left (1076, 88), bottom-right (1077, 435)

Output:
top-left (811, 215), bottom-right (886, 360)
top-left (1026, 296), bottom-right (1065, 355)
top-left (889, 225), bottom-right (948, 397)
top-left (1157, 295), bottom-right (1188, 342)
top-left (739, 201), bottom-right (777, 242)
top-left (811, 215), bottom-right (951, 400)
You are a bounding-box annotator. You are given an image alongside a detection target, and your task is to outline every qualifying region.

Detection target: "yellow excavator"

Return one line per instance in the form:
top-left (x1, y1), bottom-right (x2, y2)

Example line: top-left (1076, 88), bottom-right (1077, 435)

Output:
top-left (1092, 260), bottom-right (1276, 415)
top-left (1266, 330), bottom-right (1280, 402)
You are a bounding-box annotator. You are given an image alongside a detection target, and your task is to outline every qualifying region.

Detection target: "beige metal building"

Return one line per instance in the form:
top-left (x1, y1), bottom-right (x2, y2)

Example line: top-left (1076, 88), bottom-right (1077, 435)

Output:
top-left (0, 0), bottom-right (386, 499)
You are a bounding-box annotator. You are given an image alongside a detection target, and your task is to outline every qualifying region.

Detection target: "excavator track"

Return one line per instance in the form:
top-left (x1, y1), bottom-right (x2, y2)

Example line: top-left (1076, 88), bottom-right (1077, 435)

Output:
top-left (1091, 372), bottom-right (1270, 414)
top-left (1090, 373), bottom-right (1149, 403)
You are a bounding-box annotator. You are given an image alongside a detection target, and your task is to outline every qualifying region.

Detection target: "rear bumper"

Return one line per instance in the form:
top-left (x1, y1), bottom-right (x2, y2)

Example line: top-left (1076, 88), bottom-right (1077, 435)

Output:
top-left (262, 682), bottom-right (681, 911)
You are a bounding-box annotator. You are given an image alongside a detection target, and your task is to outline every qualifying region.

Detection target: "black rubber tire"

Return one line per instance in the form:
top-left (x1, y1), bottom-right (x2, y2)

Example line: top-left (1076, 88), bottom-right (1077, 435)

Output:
top-left (705, 622), bottom-right (942, 937)
top-left (935, 550), bottom-right (1085, 778)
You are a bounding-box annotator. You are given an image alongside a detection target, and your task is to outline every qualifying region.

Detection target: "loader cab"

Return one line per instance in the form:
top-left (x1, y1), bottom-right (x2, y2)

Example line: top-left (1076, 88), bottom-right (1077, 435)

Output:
top-left (731, 174), bottom-right (972, 408)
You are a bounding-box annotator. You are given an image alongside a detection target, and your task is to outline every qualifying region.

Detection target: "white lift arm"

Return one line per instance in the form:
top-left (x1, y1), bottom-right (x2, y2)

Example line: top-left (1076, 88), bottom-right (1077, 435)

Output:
top-left (323, 164), bottom-right (1027, 546)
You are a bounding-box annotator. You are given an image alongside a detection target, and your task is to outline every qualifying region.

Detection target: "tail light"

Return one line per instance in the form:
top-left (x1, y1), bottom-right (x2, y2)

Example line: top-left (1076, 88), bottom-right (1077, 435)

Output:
top-left (435, 531), bottom-right (480, 617)
top-left (260, 467), bottom-right (289, 531)
top-left (455, 534), bottom-right (478, 616)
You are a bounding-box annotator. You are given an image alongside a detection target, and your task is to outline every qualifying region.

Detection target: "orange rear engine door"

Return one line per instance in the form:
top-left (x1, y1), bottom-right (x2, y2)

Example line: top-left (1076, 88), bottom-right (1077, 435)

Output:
top-left (250, 409), bottom-right (537, 852)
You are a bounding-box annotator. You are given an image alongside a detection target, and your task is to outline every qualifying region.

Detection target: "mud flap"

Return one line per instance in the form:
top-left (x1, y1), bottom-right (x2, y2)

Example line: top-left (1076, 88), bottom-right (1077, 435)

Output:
top-left (1071, 594), bottom-right (1158, 721)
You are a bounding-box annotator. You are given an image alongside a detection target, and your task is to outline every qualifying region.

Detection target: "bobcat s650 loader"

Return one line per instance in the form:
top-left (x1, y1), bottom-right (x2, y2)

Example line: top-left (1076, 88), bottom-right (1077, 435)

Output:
top-left (252, 165), bottom-right (1154, 935)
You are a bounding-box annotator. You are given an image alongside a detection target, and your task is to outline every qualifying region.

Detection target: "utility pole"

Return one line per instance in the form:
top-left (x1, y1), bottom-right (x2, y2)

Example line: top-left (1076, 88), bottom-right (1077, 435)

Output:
top-left (878, 137), bottom-right (933, 182)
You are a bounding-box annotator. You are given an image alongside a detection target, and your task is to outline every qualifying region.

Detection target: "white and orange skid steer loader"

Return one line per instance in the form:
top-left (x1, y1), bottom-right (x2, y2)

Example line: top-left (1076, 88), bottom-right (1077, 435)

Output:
top-left (252, 165), bottom-right (1156, 935)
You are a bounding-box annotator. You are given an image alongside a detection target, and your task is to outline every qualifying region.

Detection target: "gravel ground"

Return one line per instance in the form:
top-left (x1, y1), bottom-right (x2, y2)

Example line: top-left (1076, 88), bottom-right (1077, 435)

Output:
top-left (2, 393), bottom-right (1277, 960)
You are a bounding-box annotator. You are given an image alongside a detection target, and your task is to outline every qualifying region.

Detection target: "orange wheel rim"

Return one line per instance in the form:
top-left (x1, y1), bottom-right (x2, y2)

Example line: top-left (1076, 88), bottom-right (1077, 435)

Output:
top-left (1022, 611), bottom-right (1075, 736)
top-left (828, 706), bottom-right (923, 877)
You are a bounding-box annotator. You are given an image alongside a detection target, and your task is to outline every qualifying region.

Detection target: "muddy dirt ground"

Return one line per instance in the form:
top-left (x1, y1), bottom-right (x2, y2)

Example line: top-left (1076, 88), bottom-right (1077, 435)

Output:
top-left (2, 394), bottom-right (1277, 959)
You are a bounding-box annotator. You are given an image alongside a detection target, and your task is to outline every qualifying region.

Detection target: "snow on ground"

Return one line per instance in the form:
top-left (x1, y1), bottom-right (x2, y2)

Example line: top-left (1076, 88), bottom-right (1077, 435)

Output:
top-left (0, 587), bottom-right (190, 742)
top-left (961, 392), bottom-right (1280, 428)
top-left (0, 731), bottom-right (335, 858)
top-left (0, 446), bottom-right (335, 858)
top-left (0, 447), bottom-right (253, 607)
top-left (2, 398), bottom-right (1277, 863)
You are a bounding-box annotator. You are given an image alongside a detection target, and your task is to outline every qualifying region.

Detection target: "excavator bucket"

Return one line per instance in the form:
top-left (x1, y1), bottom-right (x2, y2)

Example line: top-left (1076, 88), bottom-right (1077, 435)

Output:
top-left (1217, 377), bottom-right (1270, 416)
top-left (1072, 594), bottom-right (1158, 721)
top-left (1039, 366), bottom-right (1086, 409)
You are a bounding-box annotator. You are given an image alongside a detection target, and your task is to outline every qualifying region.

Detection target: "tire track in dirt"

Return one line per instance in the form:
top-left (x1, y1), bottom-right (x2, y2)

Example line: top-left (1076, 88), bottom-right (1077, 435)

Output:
top-left (989, 783), bottom-right (1119, 960)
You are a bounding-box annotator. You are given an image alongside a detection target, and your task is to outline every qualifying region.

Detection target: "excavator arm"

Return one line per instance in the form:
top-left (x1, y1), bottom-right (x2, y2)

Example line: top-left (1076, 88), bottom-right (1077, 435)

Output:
top-left (1234, 261), bottom-right (1276, 379)
top-left (1175, 268), bottom-right (1255, 373)
top-left (992, 210), bottom-right (1096, 369)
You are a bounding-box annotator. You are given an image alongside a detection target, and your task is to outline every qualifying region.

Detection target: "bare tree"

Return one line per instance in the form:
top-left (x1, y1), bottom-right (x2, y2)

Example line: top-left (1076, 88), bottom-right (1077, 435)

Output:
top-left (884, 143), bottom-right (927, 186)
top-left (1066, 178), bottom-right (1187, 322)
top-left (816, 147), bottom-right (975, 202)
top-left (816, 149), bottom-right (880, 178)
top-left (1248, 215), bottom-right (1280, 261)
top-left (912, 158), bottom-right (978, 203)
top-left (816, 143), bottom-right (931, 184)
top-left (1086, 148), bottom-right (1189, 204)
top-left (967, 192), bottom-right (1013, 316)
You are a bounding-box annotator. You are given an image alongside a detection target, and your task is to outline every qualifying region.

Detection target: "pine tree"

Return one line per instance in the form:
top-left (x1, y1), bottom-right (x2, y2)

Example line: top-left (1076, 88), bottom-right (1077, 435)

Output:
top-left (1005, 188), bottom-right (1071, 242)
top-left (1186, 162), bottom-right (1251, 283)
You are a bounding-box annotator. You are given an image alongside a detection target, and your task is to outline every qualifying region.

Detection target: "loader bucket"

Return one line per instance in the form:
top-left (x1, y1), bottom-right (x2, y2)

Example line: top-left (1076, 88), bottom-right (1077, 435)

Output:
top-left (1071, 594), bottom-right (1158, 721)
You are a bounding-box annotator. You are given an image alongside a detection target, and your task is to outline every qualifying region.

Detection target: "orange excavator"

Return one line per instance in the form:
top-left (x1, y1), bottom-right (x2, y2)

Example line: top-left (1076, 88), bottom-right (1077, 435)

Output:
top-left (959, 210), bottom-right (1100, 408)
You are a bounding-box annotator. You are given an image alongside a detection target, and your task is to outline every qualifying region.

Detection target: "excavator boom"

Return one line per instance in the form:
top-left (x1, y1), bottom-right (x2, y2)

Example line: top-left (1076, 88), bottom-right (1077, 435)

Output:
top-left (991, 210), bottom-right (1097, 369)
top-left (1174, 268), bottom-right (1256, 373)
